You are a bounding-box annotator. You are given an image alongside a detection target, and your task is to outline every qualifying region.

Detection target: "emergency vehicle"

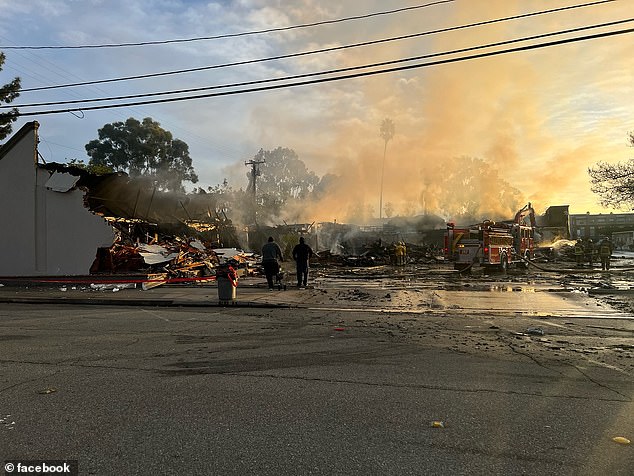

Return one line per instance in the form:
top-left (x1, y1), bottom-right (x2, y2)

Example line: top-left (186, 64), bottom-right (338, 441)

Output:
top-left (444, 204), bottom-right (535, 271)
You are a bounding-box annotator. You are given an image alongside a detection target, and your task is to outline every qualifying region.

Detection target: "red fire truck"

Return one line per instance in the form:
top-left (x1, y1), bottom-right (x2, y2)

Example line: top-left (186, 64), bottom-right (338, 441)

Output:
top-left (444, 204), bottom-right (536, 272)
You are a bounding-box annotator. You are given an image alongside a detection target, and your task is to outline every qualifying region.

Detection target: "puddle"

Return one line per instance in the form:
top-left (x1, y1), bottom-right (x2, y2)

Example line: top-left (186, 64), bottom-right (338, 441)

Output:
top-left (311, 270), bottom-right (634, 320)
top-left (442, 284), bottom-right (538, 293)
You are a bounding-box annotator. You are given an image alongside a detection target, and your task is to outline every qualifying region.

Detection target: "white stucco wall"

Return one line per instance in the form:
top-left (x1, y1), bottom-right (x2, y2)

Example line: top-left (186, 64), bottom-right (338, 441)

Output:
top-left (0, 123), bottom-right (115, 276)
top-left (40, 170), bottom-right (115, 275)
top-left (0, 123), bottom-right (38, 275)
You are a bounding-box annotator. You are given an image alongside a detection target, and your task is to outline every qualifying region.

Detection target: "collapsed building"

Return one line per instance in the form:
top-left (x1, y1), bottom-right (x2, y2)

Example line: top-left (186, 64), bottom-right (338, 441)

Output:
top-left (536, 205), bottom-right (570, 242)
top-left (0, 122), bottom-right (240, 279)
top-left (3, 122), bottom-right (603, 278)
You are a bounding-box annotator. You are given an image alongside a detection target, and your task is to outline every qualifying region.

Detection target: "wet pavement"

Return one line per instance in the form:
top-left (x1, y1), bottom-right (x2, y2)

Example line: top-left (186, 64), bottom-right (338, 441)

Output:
top-left (1, 262), bottom-right (633, 475)
top-left (2, 261), bottom-right (634, 320)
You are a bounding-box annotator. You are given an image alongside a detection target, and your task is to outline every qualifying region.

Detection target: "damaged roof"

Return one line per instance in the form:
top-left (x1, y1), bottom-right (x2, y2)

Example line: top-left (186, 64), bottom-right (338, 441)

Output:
top-left (38, 162), bottom-right (229, 233)
top-left (3, 122), bottom-right (231, 235)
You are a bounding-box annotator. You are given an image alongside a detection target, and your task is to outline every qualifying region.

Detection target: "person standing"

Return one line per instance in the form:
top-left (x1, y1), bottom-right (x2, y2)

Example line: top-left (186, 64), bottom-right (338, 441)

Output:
top-left (574, 239), bottom-right (584, 267)
top-left (292, 236), bottom-right (313, 288)
top-left (261, 236), bottom-right (283, 290)
top-left (584, 238), bottom-right (595, 267)
top-left (399, 241), bottom-right (407, 266)
top-left (394, 242), bottom-right (403, 266)
top-left (599, 237), bottom-right (613, 271)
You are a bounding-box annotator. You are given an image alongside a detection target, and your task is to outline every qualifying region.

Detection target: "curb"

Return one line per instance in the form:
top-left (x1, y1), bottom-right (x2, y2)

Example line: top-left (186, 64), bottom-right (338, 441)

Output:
top-left (0, 296), bottom-right (295, 308)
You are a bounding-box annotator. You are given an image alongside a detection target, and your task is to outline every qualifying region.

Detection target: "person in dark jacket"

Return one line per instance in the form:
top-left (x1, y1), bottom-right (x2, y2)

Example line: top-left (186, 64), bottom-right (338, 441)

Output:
top-left (292, 237), bottom-right (313, 288)
top-left (599, 237), bottom-right (613, 270)
top-left (584, 238), bottom-right (595, 267)
top-left (574, 240), bottom-right (584, 267)
top-left (261, 236), bottom-right (283, 290)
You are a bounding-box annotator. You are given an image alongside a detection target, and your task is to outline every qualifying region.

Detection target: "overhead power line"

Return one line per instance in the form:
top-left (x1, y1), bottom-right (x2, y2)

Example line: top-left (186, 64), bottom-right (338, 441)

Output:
top-left (14, 27), bottom-right (634, 118)
top-left (0, 0), bottom-right (454, 50)
top-left (18, 0), bottom-right (616, 93)
top-left (9, 18), bottom-right (633, 109)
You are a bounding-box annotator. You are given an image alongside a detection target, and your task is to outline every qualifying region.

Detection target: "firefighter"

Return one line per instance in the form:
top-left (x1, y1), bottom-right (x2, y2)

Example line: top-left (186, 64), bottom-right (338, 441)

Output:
top-left (584, 239), bottom-right (595, 267)
top-left (574, 239), bottom-right (584, 267)
top-left (394, 241), bottom-right (405, 266)
top-left (599, 237), bottom-right (613, 271)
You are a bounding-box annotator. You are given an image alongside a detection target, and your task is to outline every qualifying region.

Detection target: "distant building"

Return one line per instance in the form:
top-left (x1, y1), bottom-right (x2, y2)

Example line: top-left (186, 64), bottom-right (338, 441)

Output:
top-left (569, 212), bottom-right (634, 240)
top-left (611, 231), bottom-right (634, 251)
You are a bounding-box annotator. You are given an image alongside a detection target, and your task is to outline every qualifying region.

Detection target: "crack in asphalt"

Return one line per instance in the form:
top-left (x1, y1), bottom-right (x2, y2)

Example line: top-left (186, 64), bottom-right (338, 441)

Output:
top-left (1, 356), bottom-right (631, 403)
top-left (0, 356), bottom-right (82, 394)
top-left (500, 335), bottom-right (568, 376)
top-left (218, 372), bottom-right (631, 402)
top-left (501, 339), bottom-right (632, 402)
top-left (568, 363), bottom-right (632, 401)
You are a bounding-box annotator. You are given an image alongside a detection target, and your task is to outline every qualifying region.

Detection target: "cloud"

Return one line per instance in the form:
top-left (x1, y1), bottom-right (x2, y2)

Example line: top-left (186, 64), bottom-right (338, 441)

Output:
top-left (2, 0), bottom-right (632, 222)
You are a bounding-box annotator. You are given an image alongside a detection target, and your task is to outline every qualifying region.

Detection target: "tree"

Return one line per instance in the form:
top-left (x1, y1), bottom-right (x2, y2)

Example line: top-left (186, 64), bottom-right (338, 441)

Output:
top-left (589, 160), bottom-right (634, 209)
top-left (384, 202), bottom-right (395, 218)
top-left (248, 147), bottom-right (319, 222)
top-left (588, 133), bottom-right (634, 209)
top-left (434, 156), bottom-right (523, 220)
top-left (0, 52), bottom-right (21, 141)
top-left (379, 118), bottom-right (395, 219)
top-left (85, 117), bottom-right (198, 193)
top-left (67, 158), bottom-right (114, 176)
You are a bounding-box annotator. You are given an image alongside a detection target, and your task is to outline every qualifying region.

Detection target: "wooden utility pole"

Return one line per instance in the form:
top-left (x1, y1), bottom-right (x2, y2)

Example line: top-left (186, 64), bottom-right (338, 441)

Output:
top-left (245, 159), bottom-right (265, 224)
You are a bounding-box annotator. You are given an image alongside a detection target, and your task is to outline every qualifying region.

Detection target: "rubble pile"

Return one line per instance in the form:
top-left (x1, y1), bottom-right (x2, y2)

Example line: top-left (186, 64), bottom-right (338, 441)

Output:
top-left (312, 246), bottom-right (389, 267)
top-left (90, 238), bottom-right (213, 277)
top-left (160, 238), bottom-right (220, 278)
top-left (404, 243), bottom-right (444, 263)
top-left (533, 240), bottom-right (580, 263)
top-left (312, 241), bottom-right (442, 267)
top-left (90, 233), bottom-right (261, 282)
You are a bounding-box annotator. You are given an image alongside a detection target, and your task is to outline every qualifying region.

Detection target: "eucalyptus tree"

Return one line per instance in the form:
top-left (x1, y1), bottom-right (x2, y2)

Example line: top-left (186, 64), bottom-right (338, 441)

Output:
top-left (85, 117), bottom-right (198, 193)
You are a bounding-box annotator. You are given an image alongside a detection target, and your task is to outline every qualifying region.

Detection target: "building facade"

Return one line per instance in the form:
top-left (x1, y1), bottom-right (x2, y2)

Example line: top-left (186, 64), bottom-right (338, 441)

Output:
top-left (0, 122), bottom-right (116, 276)
top-left (569, 212), bottom-right (634, 241)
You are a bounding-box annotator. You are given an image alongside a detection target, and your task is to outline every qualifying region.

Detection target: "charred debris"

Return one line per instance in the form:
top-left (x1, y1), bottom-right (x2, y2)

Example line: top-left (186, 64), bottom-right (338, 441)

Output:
top-left (42, 163), bottom-right (246, 281)
top-left (11, 159), bottom-right (578, 282)
top-left (11, 162), bottom-right (443, 282)
top-left (13, 163), bottom-right (576, 281)
top-left (43, 162), bottom-right (455, 280)
top-left (0, 122), bottom-right (577, 283)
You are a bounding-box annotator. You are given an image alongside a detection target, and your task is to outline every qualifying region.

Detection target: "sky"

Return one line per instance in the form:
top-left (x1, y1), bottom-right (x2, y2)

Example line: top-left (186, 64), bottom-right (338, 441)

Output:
top-left (1, 0), bottom-right (633, 224)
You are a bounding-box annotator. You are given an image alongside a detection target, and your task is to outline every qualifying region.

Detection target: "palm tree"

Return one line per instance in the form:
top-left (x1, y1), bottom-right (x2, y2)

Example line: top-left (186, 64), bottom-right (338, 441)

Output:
top-left (379, 118), bottom-right (395, 219)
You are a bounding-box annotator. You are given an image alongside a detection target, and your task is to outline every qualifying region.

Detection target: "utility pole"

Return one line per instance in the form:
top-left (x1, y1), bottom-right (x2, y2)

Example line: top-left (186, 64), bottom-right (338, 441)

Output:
top-left (245, 158), bottom-right (265, 224)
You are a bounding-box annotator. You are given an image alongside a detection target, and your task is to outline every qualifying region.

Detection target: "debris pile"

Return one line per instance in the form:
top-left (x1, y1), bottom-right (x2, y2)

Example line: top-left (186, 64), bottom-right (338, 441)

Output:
top-left (90, 238), bottom-right (215, 277)
top-left (533, 239), bottom-right (586, 263)
top-left (312, 241), bottom-right (441, 267)
top-left (90, 234), bottom-right (260, 283)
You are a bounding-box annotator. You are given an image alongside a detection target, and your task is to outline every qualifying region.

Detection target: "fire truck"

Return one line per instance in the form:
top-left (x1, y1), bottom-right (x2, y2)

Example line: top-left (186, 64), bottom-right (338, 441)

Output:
top-left (444, 203), bottom-right (536, 272)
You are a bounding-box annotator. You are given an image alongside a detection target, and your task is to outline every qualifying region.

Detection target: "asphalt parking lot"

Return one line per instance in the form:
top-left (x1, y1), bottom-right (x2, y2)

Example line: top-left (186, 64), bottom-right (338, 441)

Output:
top-left (1, 267), bottom-right (633, 475)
